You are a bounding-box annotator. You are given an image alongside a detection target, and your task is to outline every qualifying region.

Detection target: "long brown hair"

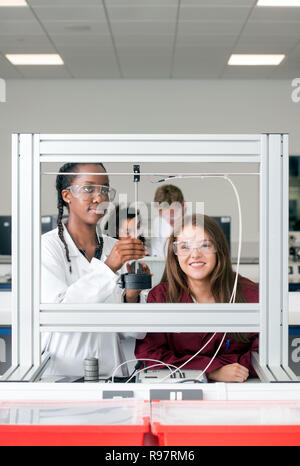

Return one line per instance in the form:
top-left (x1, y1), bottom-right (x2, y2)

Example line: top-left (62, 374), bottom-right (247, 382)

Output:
top-left (161, 214), bottom-right (250, 343)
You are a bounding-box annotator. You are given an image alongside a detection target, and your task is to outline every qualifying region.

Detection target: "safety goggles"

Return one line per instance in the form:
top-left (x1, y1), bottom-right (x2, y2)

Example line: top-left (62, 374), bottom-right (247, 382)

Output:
top-left (67, 184), bottom-right (116, 201)
top-left (173, 239), bottom-right (217, 256)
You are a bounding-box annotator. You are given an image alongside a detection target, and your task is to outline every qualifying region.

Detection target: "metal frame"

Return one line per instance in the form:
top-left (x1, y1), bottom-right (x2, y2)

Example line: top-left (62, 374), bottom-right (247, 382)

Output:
top-left (2, 133), bottom-right (295, 382)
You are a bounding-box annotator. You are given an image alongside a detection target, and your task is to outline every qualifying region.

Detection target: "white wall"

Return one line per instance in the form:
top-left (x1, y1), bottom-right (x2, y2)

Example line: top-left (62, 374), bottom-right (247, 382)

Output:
top-left (0, 78), bottom-right (299, 256)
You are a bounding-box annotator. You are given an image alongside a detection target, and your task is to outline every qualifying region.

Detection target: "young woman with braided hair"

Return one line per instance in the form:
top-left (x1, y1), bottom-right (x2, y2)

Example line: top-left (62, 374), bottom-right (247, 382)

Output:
top-left (41, 162), bottom-right (149, 378)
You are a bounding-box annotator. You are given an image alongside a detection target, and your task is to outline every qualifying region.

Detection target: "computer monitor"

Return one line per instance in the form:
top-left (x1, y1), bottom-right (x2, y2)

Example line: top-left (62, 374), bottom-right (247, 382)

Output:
top-left (41, 215), bottom-right (69, 234)
top-left (41, 216), bottom-right (53, 234)
top-left (0, 216), bottom-right (11, 262)
top-left (212, 216), bottom-right (231, 252)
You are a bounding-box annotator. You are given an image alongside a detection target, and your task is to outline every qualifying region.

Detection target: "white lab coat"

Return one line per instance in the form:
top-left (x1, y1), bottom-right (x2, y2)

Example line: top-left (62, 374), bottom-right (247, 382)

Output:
top-left (150, 215), bottom-right (173, 257)
top-left (41, 225), bottom-right (145, 378)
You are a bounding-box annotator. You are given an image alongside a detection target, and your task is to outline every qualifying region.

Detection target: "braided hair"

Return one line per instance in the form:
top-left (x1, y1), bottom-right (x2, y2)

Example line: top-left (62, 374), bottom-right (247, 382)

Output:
top-left (56, 162), bottom-right (106, 273)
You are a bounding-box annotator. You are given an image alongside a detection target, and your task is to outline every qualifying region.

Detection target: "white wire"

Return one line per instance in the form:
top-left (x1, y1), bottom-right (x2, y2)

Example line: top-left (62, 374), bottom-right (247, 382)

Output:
top-left (224, 176), bottom-right (242, 304)
top-left (110, 358), bottom-right (183, 383)
top-left (148, 174), bottom-right (242, 383)
top-left (195, 332), bottom-right (227, 380)
top-left (158, 332), bottom-right (217, 383)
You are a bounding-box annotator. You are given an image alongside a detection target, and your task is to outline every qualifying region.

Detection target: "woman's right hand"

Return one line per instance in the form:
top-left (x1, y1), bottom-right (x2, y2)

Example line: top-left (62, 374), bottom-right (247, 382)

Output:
top-left (208, 363), bottom-right (249, 383)
top-left (104, 237), bottom-right (147, 273)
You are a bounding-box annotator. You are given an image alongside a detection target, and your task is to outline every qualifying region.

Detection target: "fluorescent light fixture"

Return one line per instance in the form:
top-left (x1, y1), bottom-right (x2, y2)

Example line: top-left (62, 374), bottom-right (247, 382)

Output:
top-left (0, 0), bottom-right (27, 5)
top-left (228, 54), bottom-right (285, 66)
top-left (257, 0), bottom-right (300, 6)
top-left (5, 54), bottom-right (64, 65)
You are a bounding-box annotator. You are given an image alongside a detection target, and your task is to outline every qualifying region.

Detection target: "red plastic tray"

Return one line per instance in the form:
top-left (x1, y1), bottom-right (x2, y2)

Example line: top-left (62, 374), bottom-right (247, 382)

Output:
top-left (151, 423), bottom-right (300, 446)
top-left (0, 418), bottom-right (150, 446)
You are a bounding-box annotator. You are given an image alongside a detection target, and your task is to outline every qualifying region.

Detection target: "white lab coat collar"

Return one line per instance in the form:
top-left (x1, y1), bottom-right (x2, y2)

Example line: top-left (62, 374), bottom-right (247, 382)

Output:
top-left (62, 223), bottom-right (103, 258)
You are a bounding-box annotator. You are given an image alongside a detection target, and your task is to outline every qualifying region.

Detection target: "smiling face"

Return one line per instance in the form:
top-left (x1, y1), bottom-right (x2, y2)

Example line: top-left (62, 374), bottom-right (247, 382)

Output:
top-left (61, 164), bottom-right (111, 225)
top-left (175, 223), bottom-right (217, 285)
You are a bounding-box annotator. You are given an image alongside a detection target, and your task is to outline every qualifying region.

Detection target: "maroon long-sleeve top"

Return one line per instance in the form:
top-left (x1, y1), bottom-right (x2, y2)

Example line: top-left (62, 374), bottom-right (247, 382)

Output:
top-left (135, 277), bottom-right (259, 379)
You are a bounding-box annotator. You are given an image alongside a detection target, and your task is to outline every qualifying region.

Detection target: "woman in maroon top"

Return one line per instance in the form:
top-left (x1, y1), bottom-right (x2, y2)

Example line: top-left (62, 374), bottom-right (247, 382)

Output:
top-left (135, 214), bottom-right (259, 383)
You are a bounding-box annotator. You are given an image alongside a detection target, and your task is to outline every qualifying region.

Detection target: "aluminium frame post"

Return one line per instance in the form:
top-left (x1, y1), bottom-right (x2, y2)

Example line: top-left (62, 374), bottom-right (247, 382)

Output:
top-left (263, 134), bottom-right (291, 380)
top-left (7, 134), bottom-right (42, 381)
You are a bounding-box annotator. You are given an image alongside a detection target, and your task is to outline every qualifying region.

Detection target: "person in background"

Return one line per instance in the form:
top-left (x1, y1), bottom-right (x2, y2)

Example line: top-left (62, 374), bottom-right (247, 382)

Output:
top-left (41, 162), bottom-right (150, 378)
top-left (135, 214), bottom-right (259, 383)
top-left (104, 204), bottom-right (146, 244)
top-left (151, 184), bottom-right (185, 257)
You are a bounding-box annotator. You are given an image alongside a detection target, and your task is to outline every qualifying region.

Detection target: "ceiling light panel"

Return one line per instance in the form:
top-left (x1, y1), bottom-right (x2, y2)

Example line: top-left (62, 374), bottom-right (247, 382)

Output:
top-left (257, 0), bottom-right (300, 6)
top-left (228, 54), bottom-right (285, 65)
top-left (0, 0), bottom-right (27, 5)
top-left (5, 53), bottom-right (64, 65)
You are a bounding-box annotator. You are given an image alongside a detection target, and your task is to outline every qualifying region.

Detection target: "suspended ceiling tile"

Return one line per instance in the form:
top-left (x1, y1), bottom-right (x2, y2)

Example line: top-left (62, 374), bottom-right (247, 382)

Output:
top-left (119, 53), bottom-right (172, 78)
top-left (178, 20), bottom-right (245, 35)
top-left (117, 44), bottom-right (172, 55)
top-left (221, 66), bottom-right (275, 79)
top-left (113, 33), bottom-right (174, 47)
top-left (179, 5), bottom-right (253, 22)
top-left (181, 0), bottom-right (256, 5)
top-left (28, 0), bottom-right (100, 5)
top-left (0, 54), bottom-right (23, 78)
top-left (51, 33), bottom-right (113, 47)
top-left (172, 46), bottom-right (231, 77)
top-left (0, 43), bottom-right (56, 54)
top-left (0, 34), bottom-right (54, 50)
top-left (110, 21), bottom-right (176, 35)
top-left (0, 20), bottom-right (44, 35)
top-left (59, 47), bottom-right (120, 78)
top-left (266, 57), bottom-right (300, 77)
top-left (176, 33), bottom-right (238, 47)
top-left (266, 45), bottom-right (300, 77)
top-left (250, 6), bottom-right (300, 22)
top-left (107, 0), bottom-right (178, 5)
top-left (31, 5), bottom-right (106, 22)
top-left (236, 33), bottom-right (300, 51)
top-left (106, 5), bottom-right (178, 22)
top-left (10, 65), bottom-right (71, 78)
top-left (58, 44), bottom-right (117, 56)
top-left (289, 42), bottom-right (300, 58)
top-left (0, 6), bottom-right (36, 21)
top-left (243, 20), bottom-right (300, 35)
top-left (41, 20), bottom-right (110, 35)
top-left (233, 42), bottom-right (293, 54)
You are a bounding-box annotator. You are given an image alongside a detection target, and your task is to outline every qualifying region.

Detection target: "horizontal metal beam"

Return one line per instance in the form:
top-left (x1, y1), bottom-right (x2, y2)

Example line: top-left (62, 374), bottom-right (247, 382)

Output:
top-left (40, 303), bottom-right (260, 312)
top-left (38, 134), bottom-right (261, 160)
top-left (39, 304), bottom-right (260, 331)
top-left (39, 134), bottom-right (262, 141)
top-left (41, 155), bottom-right (261, 164)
